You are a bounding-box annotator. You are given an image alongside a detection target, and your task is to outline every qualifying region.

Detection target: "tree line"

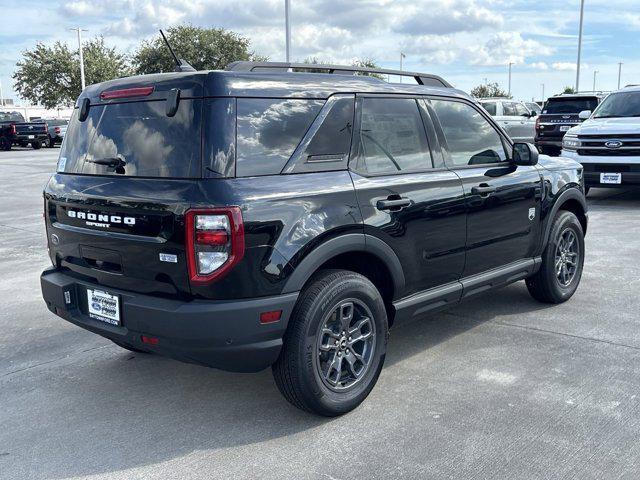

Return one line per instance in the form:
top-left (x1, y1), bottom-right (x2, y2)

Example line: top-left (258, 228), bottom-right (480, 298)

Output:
top-left (13, 25), bottom-right (382, 109)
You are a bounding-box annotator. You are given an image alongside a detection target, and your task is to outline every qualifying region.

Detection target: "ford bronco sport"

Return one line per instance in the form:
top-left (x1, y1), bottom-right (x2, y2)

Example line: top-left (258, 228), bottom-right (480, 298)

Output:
top-left (41, 62), bottom-right (588, 416)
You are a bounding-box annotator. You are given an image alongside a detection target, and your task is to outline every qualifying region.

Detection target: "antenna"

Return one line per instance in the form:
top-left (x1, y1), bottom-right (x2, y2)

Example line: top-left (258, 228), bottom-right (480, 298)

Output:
top-left (159, 30), bottom-right (196, 72)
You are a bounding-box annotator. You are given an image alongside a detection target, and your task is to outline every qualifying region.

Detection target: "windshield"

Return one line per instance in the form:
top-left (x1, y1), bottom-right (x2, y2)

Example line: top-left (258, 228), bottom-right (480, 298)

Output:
top-left (543, 97), bottom-right (598, 114)
top-left (59, 99), bottom-right (202, 178)
top-left (593, 92), bottom-right (640, 118)
top-left (0, 111), bottom-right (25, 123)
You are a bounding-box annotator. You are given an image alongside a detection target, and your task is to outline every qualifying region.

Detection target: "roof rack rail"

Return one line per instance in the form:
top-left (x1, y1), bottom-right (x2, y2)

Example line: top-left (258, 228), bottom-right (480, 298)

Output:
top-left (225, 61), bottom-right (452, 88)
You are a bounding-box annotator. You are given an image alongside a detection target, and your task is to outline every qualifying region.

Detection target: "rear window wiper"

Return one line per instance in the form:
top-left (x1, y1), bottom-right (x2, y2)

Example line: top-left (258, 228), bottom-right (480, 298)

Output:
top-left (86, 157), bottom-right (126, 168)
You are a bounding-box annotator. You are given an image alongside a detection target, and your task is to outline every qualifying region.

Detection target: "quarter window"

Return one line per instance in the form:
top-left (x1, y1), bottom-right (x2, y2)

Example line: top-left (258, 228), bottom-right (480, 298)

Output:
top-left (236, 98), bottom-right (324, 177)
top-left (430, 99), bottom-right (507, 167)
top-left (355, 98), bottom-right (432, 175)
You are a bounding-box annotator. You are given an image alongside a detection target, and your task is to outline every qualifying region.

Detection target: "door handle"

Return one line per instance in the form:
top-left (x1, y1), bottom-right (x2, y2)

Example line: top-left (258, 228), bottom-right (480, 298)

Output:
top-left (376, 197), bottom-right (411, 211)
top-left (471, 184), bottom-right (496, 196)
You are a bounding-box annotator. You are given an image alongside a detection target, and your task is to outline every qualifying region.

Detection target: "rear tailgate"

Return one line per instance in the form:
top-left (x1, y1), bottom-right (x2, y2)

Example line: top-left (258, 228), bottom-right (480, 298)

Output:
top-left (45, 73), bottom-right (206, 299)
top-left (537, 113), bottom-right (581, 138)
top-left (45, 176), bottom-right (198, 298)
top-left (15, 122), bottom-right (48, 136)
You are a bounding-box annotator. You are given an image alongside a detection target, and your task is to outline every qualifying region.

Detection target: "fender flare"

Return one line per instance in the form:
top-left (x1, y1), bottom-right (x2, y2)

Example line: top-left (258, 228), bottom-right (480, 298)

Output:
top-left (282, 233), bottom-right (405, 295)
top-left (542, 187), bottom-right (588, 246)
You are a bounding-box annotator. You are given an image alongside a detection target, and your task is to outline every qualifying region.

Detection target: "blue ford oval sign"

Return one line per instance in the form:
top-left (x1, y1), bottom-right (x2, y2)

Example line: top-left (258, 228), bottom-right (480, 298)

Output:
top-left (605, 141), bottom-right (623, 149)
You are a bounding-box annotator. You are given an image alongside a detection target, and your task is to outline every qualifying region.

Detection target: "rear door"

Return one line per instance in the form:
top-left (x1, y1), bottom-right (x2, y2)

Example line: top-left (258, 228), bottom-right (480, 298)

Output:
top-left (45, 90), bottom-right (205, 299)
top-left (350, 95), bottom-right (466, 298)
top-left (428, 97), bottom-right (543, 277)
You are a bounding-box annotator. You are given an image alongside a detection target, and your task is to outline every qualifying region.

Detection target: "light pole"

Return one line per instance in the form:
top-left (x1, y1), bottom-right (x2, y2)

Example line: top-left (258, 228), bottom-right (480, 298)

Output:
top-left (69, 27), bottom-right (88, 90)
top-left (284, 0), bottom-right (291, 62)
top-left (575, 0), bottom-right (585, 91)
top-left (0, 78), bottom-right (4, 107)
top-left (508, 62), bottom-right (514, 96)
top-left (399, 52), bottom-right (406, 83)
top-left (618, 62), bottom-right (623, 89)
top-left (592, 70), bottom-right (598, 92)
top-left (541, 83), bottom-right (545, 102)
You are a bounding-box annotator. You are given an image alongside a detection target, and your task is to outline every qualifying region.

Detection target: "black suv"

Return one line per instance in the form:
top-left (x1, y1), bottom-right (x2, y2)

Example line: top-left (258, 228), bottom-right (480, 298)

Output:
top-left (41, 62), bottom-right (588, 416)
top-left (535, 93), bottom-right (602, 155)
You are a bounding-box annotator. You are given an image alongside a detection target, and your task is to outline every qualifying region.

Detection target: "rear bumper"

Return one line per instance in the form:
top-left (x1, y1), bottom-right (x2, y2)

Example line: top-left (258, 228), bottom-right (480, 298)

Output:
top-left (15, 133), bottom-right (47, 143)
top-left (41, 268), bottom-right (299, 372)
top-left (535, 137), bottom-right (563, 148)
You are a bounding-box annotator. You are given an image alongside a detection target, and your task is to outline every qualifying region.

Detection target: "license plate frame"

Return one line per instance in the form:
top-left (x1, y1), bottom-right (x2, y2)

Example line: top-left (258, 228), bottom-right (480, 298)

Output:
top-left (600, 173), bottom-right (622, 184)
top-left (87, 288), bottom-right (121, 325)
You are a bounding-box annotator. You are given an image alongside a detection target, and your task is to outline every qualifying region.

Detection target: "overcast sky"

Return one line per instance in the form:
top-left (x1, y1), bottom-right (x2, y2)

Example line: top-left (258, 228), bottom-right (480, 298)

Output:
top-left (1, 0), bottom-right (638, 104)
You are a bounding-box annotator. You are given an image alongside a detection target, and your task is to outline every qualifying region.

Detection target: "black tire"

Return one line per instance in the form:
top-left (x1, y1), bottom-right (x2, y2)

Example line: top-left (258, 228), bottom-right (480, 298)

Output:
top-left (273, 270), bottom-right (388, 416)
top-left (110, 339), bottom-right (149, 354)
top-left (584, 186), bottom-right (591, 196)
top-left (526, 211), bottom-right (585, 303)
top-left (32, 140), bottom-right (42, 150)
top-left (0, 137), bottom-right (10, 151)
top-left (47, 136), bottom-right (56, 148)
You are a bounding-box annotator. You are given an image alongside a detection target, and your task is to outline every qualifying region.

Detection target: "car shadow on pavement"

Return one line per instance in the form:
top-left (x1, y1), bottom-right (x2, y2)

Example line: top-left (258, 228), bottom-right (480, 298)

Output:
top-left (6, 281), bottom-right (558, 480)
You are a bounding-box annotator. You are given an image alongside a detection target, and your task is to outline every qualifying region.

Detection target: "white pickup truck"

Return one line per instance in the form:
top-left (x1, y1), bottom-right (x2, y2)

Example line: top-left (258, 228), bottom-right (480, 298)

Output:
top-left (561, 86), bottom-right (640, 192)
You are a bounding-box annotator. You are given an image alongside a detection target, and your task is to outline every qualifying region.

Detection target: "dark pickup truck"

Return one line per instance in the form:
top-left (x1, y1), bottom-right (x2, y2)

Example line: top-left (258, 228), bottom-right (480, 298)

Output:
top-left (535, 94), bottom-right (602, 155)
top-left (0, 111), bottom-right (49, 150)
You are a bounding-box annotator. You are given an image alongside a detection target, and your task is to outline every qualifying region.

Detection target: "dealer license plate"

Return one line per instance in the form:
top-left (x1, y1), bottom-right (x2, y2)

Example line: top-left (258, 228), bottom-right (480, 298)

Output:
top-left (560, 125), bottom-right (571, 132)
top-left (600, 173), bottom-right (622, 184)
top-left (87, 288), bottom-right (120, 325)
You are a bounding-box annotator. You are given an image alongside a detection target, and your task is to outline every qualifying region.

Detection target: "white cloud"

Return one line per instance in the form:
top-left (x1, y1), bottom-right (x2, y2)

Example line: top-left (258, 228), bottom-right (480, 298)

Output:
top-left (467, 32), bottom-right (553, 67)
top-left (552, 62), bottom-right (577, 71)
top-left (530, 62), bottom-right (549, 70)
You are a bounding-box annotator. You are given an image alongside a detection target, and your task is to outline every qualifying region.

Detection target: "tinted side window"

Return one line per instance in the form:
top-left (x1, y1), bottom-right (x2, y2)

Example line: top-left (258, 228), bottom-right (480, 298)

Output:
top-left (284, 95), bottom-right (355, 173)
top-left (355, 98), bottom-right (432, 175)
top-left (431, 99), bottom-right (507, 167)
top-left (514, 103), bottom-right (529, 116)
top-left (236, 98), bottom-right (324, 177)
top-left (480, 102), bottom-right (497, 116)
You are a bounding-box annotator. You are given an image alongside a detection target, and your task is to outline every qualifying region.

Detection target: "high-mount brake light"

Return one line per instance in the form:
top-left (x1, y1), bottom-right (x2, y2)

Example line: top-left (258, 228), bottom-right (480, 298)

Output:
top-left (185, 208), bottom-right (245, 284)
top-left (100, 86), bottom-right (154, 100)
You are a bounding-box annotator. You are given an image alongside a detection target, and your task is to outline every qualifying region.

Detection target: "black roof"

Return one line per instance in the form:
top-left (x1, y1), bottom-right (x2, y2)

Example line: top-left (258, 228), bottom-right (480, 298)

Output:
top-left (81, 70), bottom-right (470, 104)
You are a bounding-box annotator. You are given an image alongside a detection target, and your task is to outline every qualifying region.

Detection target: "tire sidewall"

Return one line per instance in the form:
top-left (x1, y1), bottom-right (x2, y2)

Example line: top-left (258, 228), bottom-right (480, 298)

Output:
top-left (543, 211), bottom-right (585, 301)
top-left (297, 274), bottom-right (387, 414)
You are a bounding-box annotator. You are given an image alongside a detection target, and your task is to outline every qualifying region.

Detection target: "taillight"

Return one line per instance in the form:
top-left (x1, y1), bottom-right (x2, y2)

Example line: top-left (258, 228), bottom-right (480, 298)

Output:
top-left (185, 207), bottom-right (245, 284)
top-left (9, 124), bottom-right (16, 135)
top-left (54, 127), bottom-right (61, 134)
top-left (535, 116), bottom-right (541, 131)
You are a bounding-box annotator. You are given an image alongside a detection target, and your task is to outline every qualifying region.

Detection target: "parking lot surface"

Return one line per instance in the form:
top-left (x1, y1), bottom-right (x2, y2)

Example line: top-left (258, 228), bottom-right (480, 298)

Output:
top-left (1, 148), bottom-right (640, 480)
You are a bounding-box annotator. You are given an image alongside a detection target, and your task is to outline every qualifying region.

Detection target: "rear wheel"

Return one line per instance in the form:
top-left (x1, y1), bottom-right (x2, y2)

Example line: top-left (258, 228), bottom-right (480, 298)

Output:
top-left (526, 211), bottom-right (585, 303)
top-left (32, 140), bottom-right (42, 150)
top-left (47, 136), bottom-right (56, 148)
top-left (0, 137), bottom-right (10, 151)
top-left (273, 270), bottom-right (388, 416)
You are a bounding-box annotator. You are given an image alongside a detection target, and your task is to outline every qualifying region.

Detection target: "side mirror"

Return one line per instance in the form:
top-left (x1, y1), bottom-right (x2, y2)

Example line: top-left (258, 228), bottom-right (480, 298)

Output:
top-left (578, 110), bottom-right (591, 120)
top-left (513, 142), bottom-right (539, 166)
top-left (529, 111), bottom-right (537, 117)
top-left (78, 97), bottom-right (90, 122)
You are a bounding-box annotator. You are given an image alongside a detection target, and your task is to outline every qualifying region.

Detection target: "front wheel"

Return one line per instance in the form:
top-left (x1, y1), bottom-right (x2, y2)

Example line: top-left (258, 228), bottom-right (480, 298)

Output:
top-left (273, 270), bottom-right (388, 416)
top-left (526, 211), bottom-right (585, 303)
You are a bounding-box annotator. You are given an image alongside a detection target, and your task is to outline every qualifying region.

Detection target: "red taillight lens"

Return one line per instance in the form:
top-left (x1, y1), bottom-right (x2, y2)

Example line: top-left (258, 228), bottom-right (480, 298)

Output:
top-left (9, 124), bottom-right (16, 135)
top-left (141, 335), bottom-right (159, 345)
top-left (535, 116), bottom-right (541, 131)
top-left (260, 310), bottom-right (282, 324)
top-left (185, 207), bottom-right (245, 284)
top-left (100, 86), bottom-right (154, 100)
top-left (54, 126), bottom-right (61, 134)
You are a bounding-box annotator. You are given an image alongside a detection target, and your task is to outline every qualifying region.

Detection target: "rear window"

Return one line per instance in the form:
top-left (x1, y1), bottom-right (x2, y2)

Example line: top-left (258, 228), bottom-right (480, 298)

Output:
top-left (543, 97), bottom-right (598, 114)
top-left (480, 102), bottom-right (497, 116)
top-left (236, 98), bottom-right (324, 177)
top-left (0, 111), bottom-right (25, 123)
top-left (58, 99), bottom-right (202, 178)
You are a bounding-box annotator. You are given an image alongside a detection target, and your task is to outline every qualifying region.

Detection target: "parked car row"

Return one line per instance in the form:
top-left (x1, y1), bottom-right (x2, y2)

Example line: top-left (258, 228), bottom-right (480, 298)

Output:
top-left (0, 111), bottom-right (68, 150)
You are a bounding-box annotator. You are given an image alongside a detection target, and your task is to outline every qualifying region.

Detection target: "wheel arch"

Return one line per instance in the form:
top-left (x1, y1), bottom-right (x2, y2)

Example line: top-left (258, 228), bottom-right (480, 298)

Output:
top-left (282, 234), bottom-right (405, 324)
top-left (543, 187), bottom-right (588, 246)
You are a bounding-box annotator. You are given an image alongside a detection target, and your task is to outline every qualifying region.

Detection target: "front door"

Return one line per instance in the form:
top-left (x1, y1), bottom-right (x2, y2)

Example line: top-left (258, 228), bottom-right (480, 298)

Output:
top-left (350, 95), bottom-right (467, 298)
top-left (428, 98), bottom-right (543, 277)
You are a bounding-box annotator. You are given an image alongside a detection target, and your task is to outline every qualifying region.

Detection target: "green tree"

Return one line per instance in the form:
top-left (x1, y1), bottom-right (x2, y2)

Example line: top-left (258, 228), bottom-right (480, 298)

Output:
top-left (132, 25), bottom-right (265, 74)
top-left (13, 37), bottom-right (129, 109)
top-left (470, 82), bottom-right (510, 99)
top-left (299, 57), bottom-right (384, 79)
top-left (563, 86), bottom-right (576, 94)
